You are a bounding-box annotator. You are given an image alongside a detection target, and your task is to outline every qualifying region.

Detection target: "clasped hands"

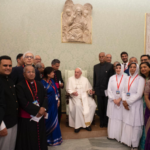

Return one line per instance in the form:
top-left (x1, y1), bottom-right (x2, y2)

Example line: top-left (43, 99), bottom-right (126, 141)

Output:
top-left (113, 98), bottom-right (121, 106)
top-left (72, 90), bottom-right (95, 96)
top-left (123, 101), bottom-right (130, 110)
top-left (36, 107), bottom-right (47, 118)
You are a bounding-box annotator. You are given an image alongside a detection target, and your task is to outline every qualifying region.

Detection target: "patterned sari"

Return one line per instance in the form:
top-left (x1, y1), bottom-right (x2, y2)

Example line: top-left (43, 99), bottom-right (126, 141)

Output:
top-left (144, 80), bottom-right (150, 150)
top-left (41, 79), bottom-right (62, 146)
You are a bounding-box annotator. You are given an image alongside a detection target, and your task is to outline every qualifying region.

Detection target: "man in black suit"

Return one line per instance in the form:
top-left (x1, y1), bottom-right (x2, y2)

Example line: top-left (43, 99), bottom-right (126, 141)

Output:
top-left (0, 56), bottom-right (18, 150)
top-left (93, 52), bottom-right (113, 128)
top-left (11, 51), bottom-right (40, 85)
top-left (51, 59), bottom-right (64, 123)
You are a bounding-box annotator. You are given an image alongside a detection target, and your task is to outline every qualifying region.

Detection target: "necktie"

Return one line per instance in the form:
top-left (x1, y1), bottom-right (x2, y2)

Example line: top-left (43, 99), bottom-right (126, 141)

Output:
top-left (124, 63), bottom-right (126, 70)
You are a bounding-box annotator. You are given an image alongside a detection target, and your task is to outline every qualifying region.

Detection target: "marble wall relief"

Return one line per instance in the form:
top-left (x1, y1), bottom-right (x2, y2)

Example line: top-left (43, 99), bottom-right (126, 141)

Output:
top-left (61, 0), bottom-right (92, 44)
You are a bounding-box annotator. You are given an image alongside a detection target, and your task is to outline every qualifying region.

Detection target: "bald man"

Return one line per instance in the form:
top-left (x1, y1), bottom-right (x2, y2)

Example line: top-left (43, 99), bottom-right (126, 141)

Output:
top-left (93, 52), bottom-right (114, 127)
top-left (34, 55), bottom-right (42, 65)
top-left (124, 57), bottom-right (138, 76)
top-left (11, 51), bottom-right (41, 85)
top-left (66, 68), bottom-right (97, 133)
top-left (105, 54), bottom-right (112, 63)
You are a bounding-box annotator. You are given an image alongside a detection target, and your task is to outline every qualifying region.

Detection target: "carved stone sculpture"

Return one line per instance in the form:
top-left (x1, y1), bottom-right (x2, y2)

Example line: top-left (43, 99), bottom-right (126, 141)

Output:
top-left (62, 0), bottom-right (92, 44)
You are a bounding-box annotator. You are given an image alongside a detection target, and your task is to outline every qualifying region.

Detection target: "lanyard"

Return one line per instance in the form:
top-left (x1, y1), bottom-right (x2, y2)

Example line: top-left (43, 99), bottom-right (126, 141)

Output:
top-left (47, 80), bottom-right (56, 94)
top-left (26, 80), bottom-right (37, 100)
top-left (116, 75), bottom-right (123, 90)
top-left (128, 74), bottom-right (138, 92)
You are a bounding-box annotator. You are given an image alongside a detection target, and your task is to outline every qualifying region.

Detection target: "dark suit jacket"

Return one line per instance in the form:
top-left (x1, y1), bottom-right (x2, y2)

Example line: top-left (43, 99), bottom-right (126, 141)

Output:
top-left (93, 62), bottom-right (114, 96)
top-left (0, 75), bottom-right (18, 128)
top-left (16, 80), bottom-right (48, 116)
top-left (0, 77), bottom-right (5, 125)
top-left (11, 66), bottom-right (41, 85)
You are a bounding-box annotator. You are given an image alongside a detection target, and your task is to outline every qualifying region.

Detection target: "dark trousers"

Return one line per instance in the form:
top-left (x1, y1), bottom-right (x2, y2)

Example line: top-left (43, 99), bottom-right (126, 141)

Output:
top-left (58, 88), bottom-right (61, 123)
top-left (97, 95), bottom-right (108, 126)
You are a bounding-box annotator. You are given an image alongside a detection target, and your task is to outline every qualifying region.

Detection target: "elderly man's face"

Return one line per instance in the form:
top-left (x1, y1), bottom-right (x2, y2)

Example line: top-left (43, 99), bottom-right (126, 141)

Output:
top-left (38, 63), bottom-right (45, 74)
top-left (113, 62), bottom-right (118, 71)
top-left (0, 59), bottom-right (12, 75)
top-left (99, 53), bottom-right (105, 63)
top-left (34, 55), bottom-right (41, 65)
top-left (105, 54), bottom-right (112, 63)
top-left (75, 68), bottom-right (82, 79)
top-left (24, 53), bottom-right (34, 65)
top-left (52, 63), bottom-right (60, 71)
top-left (130, 58), bottom-right (137, 64)
top-left (24, 66), bottom-right (35, 81)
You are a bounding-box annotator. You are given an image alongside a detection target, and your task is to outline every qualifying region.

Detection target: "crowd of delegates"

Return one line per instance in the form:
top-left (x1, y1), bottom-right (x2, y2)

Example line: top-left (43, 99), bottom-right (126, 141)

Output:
top-left (104, 52), bottom-right (150, 150)
top-left (0, 51), bottom-right (150, 150)
top-left (0, 51), bottom-right (63, 150)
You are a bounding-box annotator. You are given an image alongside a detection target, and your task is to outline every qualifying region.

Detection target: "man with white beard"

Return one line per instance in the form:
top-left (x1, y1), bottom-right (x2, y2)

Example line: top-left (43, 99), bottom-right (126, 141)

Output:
top-left (66, 68), bottom-right (97, 133)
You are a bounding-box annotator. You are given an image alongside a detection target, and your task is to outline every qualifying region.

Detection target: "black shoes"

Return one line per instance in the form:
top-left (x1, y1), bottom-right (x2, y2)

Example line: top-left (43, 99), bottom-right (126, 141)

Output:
top-left (74, 126), bottom-right (92, 133)
top-left (74, 128), bottom-right (80, 133)
top-left (86, 126), bottom-right (92, 131)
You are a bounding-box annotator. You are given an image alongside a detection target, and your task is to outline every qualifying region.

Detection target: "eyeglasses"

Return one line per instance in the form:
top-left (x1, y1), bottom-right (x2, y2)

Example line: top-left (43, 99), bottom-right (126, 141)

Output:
top-left (35, 59), bottom-right (41, 61)
top-left (25, 56), bottom-right (34, 59)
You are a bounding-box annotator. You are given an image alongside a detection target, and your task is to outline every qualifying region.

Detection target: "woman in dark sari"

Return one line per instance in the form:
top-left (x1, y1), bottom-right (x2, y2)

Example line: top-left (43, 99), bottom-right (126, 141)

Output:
top-left (41, 67), bottom-right (62, 146)
top-left (144, 82), bottom-right (150, 150)
top-left (140, 62), bottom-right (150, 150)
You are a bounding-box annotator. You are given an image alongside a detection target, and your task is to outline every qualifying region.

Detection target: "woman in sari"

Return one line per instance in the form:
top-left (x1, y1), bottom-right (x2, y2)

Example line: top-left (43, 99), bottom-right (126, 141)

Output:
top-left (41, 67), bottom-right (62, 146)
top-left (140, 62), bottom-right (150, 150)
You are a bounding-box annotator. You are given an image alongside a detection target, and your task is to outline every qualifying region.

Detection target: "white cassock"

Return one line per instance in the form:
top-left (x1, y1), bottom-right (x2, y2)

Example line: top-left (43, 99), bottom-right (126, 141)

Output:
top-left (121, 64), bottom-right (145, 147)
top-left (107, 65), bottom-right (127, 142)
top-left (66, 75), bottom-right (97, 129)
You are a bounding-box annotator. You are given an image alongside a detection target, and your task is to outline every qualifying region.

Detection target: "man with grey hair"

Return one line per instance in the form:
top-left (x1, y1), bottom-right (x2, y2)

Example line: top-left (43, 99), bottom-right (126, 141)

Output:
top-left (105, 54), bottom-right (112, 63)
top-left (15, 65), bottom-right (48, 150)
top-left (93, 52), bottom-right (114, 128)
top-left (11, 51), bottom-right (40, 85)
top-left (66, 68), bottom-right (97, 133)
top-left (51, 59), bottom-right (64, 123)
top-left (124, 57), bottom-right (138, 76)
top-left (34, 55), bottom-right (42, 65)
top-left (35, 62), bottom-right (45, 79)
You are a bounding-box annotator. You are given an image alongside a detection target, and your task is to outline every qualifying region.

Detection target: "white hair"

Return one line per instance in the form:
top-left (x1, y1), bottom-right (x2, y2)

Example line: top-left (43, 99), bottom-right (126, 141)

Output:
top-left (23, 51), bottom-right (35, 59)
top-left (76, 67), bottom-right (82, 72)
top-left (23, 65), bottom-right (35, 73)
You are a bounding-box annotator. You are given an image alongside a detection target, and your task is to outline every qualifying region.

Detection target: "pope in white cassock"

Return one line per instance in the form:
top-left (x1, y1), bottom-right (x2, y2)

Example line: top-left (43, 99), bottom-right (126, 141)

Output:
top-left (121, 63), bottom-right (145, 150)
top-left (66, 68), bottom-right (97, 133)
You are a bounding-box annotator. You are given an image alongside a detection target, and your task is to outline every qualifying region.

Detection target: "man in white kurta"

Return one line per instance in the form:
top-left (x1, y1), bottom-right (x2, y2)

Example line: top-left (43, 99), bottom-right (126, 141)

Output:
top-left (66, 68), bottom-right (97, 133)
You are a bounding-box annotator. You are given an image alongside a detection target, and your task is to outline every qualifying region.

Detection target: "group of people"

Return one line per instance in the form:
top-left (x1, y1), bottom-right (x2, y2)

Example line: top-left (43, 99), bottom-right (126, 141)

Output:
top-left (100, 52), bottom-right (150, 150)
top-left (0, 51), bottom-right (149, 150)
top-left (0, 52), bottom-right (64, 150)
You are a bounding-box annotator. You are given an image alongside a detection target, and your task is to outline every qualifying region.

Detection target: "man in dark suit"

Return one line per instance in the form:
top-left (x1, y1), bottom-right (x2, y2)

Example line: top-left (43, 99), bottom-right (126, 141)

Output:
top-left (11, 51), bottom-right (40, 85)
top-left (93, 52), bottom-right (114, 128)
top-left (0, 56), bottom-right (18, 150)
top-left (51, 59), bottom-right (64, 123)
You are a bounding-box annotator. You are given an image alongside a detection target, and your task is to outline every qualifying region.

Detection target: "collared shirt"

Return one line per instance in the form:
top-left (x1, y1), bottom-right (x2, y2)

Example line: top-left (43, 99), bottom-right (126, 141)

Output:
top-left (122, 62), bottom-right (129, 71)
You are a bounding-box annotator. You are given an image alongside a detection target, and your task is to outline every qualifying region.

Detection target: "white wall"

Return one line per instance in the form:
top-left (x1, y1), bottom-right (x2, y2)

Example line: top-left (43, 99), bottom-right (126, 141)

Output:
top-left (0, 0), bottom-right (149, 110)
